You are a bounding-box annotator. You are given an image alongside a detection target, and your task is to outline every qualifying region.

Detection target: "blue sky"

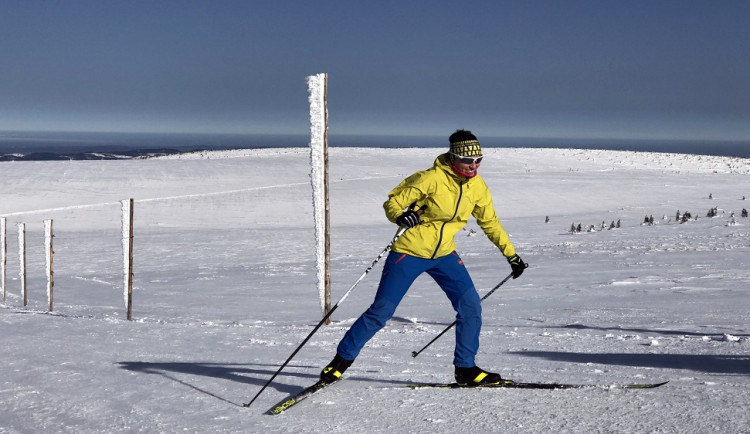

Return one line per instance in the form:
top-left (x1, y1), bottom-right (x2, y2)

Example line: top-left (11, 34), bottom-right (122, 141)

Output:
top-left (1, 0), bottom-right (749, 143)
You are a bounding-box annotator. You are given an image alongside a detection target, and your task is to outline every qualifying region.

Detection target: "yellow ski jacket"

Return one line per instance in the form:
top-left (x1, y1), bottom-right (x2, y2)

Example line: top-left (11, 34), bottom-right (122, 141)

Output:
top-left (383, 153), bottom-right (516, 260)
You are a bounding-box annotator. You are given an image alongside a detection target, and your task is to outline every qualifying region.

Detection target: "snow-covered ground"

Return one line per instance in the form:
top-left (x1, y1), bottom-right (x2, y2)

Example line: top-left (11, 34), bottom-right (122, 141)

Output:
top-left (1, 147), bottom-right (748, 433)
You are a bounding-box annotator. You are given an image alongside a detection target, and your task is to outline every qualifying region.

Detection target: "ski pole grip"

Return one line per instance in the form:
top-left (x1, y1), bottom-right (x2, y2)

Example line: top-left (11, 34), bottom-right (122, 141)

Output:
top-left (398, 203), bottom-right (428, 230)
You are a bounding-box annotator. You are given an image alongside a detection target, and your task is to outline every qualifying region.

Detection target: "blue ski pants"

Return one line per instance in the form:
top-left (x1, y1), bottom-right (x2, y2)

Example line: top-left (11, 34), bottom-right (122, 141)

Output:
top-left (336, 250), bottom-right (482, 367)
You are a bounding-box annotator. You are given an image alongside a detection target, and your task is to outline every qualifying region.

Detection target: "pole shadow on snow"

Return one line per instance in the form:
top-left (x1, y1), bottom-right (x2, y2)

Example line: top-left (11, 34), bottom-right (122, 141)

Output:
top-left (557, 323), bottom-right (749, 339)
top-left (117, 361), bottom-right (411, 406)
top-left (511, 351), bottom-right (750, 375)
top-left (117, 361), bottom-right (318, 406)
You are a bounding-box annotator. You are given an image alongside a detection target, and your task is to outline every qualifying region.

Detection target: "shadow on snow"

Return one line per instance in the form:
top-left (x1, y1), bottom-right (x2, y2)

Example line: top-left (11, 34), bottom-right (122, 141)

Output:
top-left (558, 323), bottom-right (749, 338)
top-left (512, 351), bottom-right (750, 375)
top-left (116, 360), bottom-right (411, 406)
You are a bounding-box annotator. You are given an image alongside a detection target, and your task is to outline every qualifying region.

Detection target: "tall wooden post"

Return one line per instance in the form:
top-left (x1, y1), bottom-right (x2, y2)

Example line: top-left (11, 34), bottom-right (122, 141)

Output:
top-left (307, 72), bottom-right (331, 324)
top-left (323, 73), bottom-right (331, 324)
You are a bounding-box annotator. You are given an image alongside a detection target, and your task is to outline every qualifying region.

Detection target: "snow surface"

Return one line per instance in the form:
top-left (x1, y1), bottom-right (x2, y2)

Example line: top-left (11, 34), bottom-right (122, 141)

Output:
top-left (1, 147), bottom-right (749, 433)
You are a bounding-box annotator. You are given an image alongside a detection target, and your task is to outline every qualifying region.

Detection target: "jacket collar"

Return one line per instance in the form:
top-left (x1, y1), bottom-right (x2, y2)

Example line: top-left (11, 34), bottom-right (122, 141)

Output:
top-left (435, 153), bottom-right (475, 182)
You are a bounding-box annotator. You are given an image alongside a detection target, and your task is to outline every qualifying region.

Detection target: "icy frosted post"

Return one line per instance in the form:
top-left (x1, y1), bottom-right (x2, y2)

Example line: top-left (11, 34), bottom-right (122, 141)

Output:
top-left (307, 72), bottom-right (331, 321)
top-left (17, 223), bottom-right (26, 306)
top-left (1, 217), bottom-right (6, 303)
top-left (45, 220), bottom-right (54, 312)
top-left (121, 199), bottom-right (134, 320)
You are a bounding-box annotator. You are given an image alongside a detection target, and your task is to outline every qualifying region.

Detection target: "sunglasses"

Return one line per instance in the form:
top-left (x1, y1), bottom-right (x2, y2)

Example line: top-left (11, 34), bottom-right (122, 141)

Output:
top-left (450, 153), bottom-right (483, 164)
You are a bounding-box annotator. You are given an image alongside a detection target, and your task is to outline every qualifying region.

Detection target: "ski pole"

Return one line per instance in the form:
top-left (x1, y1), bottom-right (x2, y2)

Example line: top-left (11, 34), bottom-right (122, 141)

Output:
top-left (411, 270), bottom-right (515, 358)
top-left (243, 209), bottom-right (424, 409)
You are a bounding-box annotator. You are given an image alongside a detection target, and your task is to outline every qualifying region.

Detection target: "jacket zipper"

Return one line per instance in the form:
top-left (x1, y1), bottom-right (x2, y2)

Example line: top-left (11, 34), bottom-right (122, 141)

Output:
top-left (431, 180), bottom-right (464, 259)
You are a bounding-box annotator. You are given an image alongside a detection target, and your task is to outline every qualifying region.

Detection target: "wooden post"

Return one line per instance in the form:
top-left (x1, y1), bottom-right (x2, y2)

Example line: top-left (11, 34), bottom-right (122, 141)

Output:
top-left (122, 199), bottom-right (134, 320)
top-left (307, 72), bottom-right (331, 323)
top-left (1, 217), bottom-right (6, 303)
top-left (45, 219), bottom-right (54, 312)
top-left (18, 223), bottom-right (26, 306)
top-left (127, 199), bottom-right (134, 320)
top-left (323, 73), bottom-right (331, 324)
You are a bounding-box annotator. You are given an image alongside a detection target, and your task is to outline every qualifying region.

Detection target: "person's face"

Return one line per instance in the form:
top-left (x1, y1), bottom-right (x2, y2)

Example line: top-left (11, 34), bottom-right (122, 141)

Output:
top-left (451, 153), bottom-right (482, 177)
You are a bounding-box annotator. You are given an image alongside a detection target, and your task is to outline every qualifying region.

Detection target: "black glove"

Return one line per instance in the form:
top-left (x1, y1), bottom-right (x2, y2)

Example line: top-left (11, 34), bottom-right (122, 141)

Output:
top-left (507, 254), bottom-right (527, 279)
top-left (396, 209), bottom-right (423, 229)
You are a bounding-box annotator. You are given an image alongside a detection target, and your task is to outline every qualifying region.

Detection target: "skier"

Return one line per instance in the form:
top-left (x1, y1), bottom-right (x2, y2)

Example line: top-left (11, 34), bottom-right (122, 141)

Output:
top-left (320, 129), bottom-right (526, 386)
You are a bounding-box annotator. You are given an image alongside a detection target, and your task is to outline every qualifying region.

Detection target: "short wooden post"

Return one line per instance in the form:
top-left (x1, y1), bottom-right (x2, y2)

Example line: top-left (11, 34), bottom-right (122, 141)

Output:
top-left (18, 223), bottom-right (26, 306)
top-left (122, 199), bottom-right (135, 321)
top-left (45, 219), bottom-right (54, 312)
top-left (1, 217), bottom-right (6, 303)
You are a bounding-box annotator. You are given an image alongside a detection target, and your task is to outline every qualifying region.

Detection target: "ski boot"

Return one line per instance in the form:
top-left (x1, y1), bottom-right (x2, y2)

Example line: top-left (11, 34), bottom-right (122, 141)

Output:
top-left (454, 366), bottom-right (504, 386)
top-left (320, 354), bottom-right (353, 384)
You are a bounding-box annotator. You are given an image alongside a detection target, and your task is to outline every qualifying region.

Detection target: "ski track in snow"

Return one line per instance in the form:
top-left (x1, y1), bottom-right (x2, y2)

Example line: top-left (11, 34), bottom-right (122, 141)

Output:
top-left (0, 147), bottom-right (749, 433)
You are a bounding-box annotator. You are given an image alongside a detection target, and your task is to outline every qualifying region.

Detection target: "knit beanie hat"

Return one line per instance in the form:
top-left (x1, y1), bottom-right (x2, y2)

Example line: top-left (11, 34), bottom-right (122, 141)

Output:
top-left (449, 129), bottom-right (482, 156)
